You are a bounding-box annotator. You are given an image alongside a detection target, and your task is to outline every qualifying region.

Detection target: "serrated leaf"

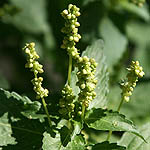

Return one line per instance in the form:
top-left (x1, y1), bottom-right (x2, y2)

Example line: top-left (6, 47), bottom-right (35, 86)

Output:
top-left (85, 108), bottom-right (145, 141)
top-left (82, 39), bottom-right (109, 109)
top-left (0, 88), bottom-right (42, 120)
top-left (0, 113), bottom-right (16, 146)
top-left (92, 141), bottom-right (126, 150)
top-left (71, 40), bottom-right (109, 109)
top-left (0, 88), bottom-right (45, 149)
top-left (42, 132), bottom-right (85, 150)
top-left (119, 122), bottom-right (150, 150)
top-left (99, 17), bottom-right (128, 70)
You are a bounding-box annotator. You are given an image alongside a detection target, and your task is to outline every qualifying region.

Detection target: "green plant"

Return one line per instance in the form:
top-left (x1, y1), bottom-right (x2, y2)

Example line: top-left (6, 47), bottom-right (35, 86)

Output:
top-left (0, 1), bottom-right (150, 150)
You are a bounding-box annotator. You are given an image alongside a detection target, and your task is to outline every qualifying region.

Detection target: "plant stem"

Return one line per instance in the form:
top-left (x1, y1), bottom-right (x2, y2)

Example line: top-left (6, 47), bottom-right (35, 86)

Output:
top-left (81, 103), bottom-right (86, 121)
top-left (106, 98), bottom-right (124, 141)
top-left (117, 98), bottom-right (124, 112)
top-left (41, 98), bottom-right (52, 128)
top-left (67, 54), bottom-right (72, 86)
top-left (106, 130), bottom-right (112, 141)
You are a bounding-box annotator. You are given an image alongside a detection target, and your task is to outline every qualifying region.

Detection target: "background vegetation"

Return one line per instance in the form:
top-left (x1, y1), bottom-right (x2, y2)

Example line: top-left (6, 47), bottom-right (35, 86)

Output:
top-left (0, 0), bottom-right (150, 149)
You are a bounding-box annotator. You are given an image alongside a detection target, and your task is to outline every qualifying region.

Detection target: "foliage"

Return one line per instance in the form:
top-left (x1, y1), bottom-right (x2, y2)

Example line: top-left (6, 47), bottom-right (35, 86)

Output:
top-left (0, 0), bottom-right (150, 149)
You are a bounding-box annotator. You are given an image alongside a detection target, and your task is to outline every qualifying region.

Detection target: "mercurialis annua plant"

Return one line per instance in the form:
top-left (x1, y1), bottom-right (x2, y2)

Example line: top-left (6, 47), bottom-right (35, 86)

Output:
top-left (59, 4), bottom-right (98, 119)
top-left (16, 4), bottom-right (147, 149)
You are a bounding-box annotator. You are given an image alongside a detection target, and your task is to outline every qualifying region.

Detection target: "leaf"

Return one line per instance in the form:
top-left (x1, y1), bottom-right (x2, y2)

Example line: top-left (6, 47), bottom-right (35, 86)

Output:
top-left (42, 132), bottom-right (85, 150)
top-left (0, 88), bottom-right (43, 120)
top-left (70, 69), bottom-right (80, 100)
top-left (0, 88), bottom-right (45, 149)
top-left (92, 141), bottom-right (126, 150)
top-left (65, 135), bottom-right (85, 150)
top-left (0, 113), bottom-right (16, 146)
top-left (99, 17), bottom-right (128, 70)
top-left (43, 118), bottom-right (84, 150)
top-left (82, 39), bottom-right (109, 109)
top-left (60, 126), bottom-right (71, 147)
top-left (6, 0), bottom-right (55, 49)
top-left (119, 1), bottom-right (150, 21)
top-left (85, 108), bottom-right (145, 141)
top-left (119, 122), bottom-right (150, 150)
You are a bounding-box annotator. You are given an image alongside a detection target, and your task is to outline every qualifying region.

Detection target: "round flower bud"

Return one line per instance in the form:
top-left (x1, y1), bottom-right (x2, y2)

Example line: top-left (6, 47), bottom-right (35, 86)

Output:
top-left (63, 9), bottom-right (68, 15)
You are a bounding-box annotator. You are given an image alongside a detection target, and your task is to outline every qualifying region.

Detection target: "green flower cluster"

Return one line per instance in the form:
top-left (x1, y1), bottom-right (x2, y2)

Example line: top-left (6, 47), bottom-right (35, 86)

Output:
top-left (120, 61), bottom-right (144, 102)
top-left (23, 42), bottom-right (49, 99)
top-left (59, 85), bottom-right (75, 116)
top-left (60, 4), bottom-right (98, 111)
top-left (23, 43), bottom-right (43, 75)
top-left (130, 0), bottom-right (145, 7)
top-left (76, 56), bottom-right (98, 107)
top-left (61, 4), bottom-right (81, 60)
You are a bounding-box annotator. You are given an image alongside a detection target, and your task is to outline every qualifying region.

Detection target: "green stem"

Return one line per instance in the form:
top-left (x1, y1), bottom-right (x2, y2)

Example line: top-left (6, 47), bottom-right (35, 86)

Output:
top-left (106, 98), bottom-right (124, 141)
top-left (81, 103), bottom-right (85, 121)
top-left (117, 98), bottom-right (124, 112)
top-left (67, 54), bottom-right (72, 86)
top-left (106, 131), bottom-right (112, 141)
top-left (42, 98), bottom-right (52, 128)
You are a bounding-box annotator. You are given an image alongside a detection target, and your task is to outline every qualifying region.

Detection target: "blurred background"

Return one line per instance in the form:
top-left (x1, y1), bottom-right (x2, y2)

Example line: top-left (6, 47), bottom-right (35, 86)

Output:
top-left (0, 0), bottom-right (150, 142)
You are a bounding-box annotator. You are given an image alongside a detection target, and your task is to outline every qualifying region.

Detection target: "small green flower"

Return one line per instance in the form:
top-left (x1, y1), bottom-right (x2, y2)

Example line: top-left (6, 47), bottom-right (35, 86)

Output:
top-left (23, 42), bottom-right (49, 99)
top-left (120, 61), bottom-right (144, 102)
top-left (31, 77), bottom-right (49, 99)
top-left (61, 4), bottom-right (81, 60)
top-left (76, 56), bottom-right (98, 107)
top-left (59, 85), bottom-right (75, 117)
top-left (61, 4), bottom-right (98, 112)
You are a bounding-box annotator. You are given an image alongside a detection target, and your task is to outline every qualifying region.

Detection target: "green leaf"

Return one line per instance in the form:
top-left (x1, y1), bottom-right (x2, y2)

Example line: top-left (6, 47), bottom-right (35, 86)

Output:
top-left (0, 88), bottom-right (43, 120)
top-left (85, 108), bottom-right (145, 141)
top-left (42, 132), bottom-right (85, 150)
top-left (42, 119), bottom-right (84, 150)
top-left (82, 39), bottom-right (109, 109)
top-left (119, 122), bottom-right (150, 150)
top-left (70, 69), bottom-right (80, 100)
top-left (71, 39), bottom-right (109, 109)
top-left (0, 113), bottom-right (16, 146)
top-left (119, 1), bottom-right (150, 21)
top-left (99, 17), bottom-right (128, 70)
top-left (0, 88), bottom-right (45, 149)
top-left (65, 135), bottom-right (85, 150)
top-left (60, 126), bottom-right (71, 147)
top-left (6, 0), bottom-right (55, 49)
top-left (92, 141), bottom-right (126, 150)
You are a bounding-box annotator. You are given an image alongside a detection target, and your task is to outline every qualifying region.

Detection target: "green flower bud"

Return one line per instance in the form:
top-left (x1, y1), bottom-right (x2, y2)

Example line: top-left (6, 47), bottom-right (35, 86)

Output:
top-left (120, 60), bottom-right (144, 102)
top-left (23, 42), bottom-right (49, 99)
